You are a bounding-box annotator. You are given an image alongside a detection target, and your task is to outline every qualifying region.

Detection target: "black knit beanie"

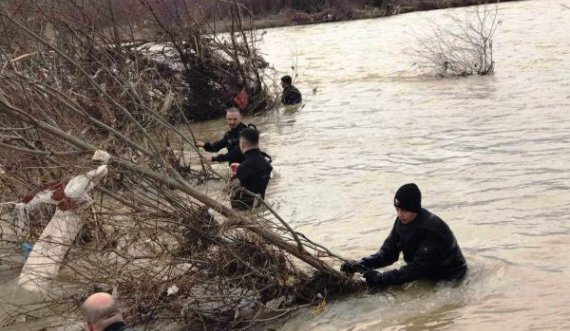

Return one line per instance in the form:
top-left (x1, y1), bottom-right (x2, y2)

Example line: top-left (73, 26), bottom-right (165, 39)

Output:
top-left (394, 183), bottom-right (422, 213)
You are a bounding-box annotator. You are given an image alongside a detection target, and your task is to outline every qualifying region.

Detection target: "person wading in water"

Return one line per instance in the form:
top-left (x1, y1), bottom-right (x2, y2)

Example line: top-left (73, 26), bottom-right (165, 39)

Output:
top-left (341, 183), bottom-right (467, 287)
top-left (228, 128), bottom-right (272, 210)
top-left (280, 75), bottom-right (302, 105)
top-left (196, 107), bottom-right (249, 165)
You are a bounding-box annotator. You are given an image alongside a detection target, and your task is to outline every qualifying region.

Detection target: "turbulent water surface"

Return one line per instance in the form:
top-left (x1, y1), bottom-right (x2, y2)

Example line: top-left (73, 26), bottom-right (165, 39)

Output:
top-left (195, 1), bottom-right (570, 330)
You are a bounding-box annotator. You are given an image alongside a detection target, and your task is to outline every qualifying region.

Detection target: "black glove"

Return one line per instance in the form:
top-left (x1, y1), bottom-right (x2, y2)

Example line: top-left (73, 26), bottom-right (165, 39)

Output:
top-left (363, 269), bottom-right (385, 287)
top-left (340, 260), bottom-right (366, 274)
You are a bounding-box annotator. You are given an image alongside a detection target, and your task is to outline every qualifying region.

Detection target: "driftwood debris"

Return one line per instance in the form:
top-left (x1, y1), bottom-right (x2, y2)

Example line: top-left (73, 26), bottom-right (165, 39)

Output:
top-left (17, 151), bottom-right (110, 293)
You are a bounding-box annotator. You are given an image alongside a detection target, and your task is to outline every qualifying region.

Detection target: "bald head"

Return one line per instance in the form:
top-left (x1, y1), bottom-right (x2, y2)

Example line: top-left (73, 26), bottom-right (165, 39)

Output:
top-left (82, 293), bottom-right (124, 331)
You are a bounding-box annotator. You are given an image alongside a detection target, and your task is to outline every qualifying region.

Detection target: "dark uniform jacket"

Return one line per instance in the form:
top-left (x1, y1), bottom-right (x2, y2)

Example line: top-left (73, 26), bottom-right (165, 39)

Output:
top-left (104, 322), bottom-right (137, 331)
top-left (203, 122), bottom-right (248, 164)
top-left (281, 85), bottom-right (302, 105)
top-left (231, 148), bottom-right (272, 210)
top-left (361, 208), bottom-right (467, 286)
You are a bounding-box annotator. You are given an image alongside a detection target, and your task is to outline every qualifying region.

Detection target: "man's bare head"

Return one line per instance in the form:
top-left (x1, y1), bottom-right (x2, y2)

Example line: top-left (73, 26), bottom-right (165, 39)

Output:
top-left (225, 107), bottom-right (242, 129)
top-left (81, 292), bottom-right (124, 331)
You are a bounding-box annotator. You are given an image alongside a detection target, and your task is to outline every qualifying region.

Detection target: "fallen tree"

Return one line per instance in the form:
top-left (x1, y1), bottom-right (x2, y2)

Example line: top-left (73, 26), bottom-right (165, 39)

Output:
top-left (0, 1), bottom-right (361, 329)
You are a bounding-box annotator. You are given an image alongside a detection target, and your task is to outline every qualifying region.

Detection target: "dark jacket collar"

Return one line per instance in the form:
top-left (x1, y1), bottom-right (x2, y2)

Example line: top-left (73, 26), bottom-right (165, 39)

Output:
top-left (243, 148), bottom-right (261, 158)
top-left (397, 208), bottom-right (428, 226)
top-left (104, 321), bottom-right (127, 331)
top-left (229, 122), bottom-right (247, 134)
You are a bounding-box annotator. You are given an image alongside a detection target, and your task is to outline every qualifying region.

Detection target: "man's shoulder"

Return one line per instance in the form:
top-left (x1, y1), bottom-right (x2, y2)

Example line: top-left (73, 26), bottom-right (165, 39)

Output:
top-left (239, 153), bottom-right (271, 174)
top-left (419, 209), bottom-right (441, 221)
top-left (253, 154), bottom-right (272, 168)
top-left (260, 157), bottom-right (273, 173)
top-left (418, 209), bottom-right (453, 235)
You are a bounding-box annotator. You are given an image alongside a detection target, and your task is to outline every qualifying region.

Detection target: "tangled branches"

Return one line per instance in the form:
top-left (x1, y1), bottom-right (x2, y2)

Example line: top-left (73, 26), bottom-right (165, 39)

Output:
top-left (0, 1), bottom-right (362, 329)
top-left (411, 2), bottom-right (501, 77)
top-left (0, 0), bottom-right (275, 123)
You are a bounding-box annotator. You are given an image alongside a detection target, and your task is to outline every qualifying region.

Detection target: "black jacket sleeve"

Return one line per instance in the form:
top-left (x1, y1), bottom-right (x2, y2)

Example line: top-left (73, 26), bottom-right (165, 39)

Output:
top-left (372, 242), bottom-right (439, 286)
top-left (212, 146), bottom-right (242, 163)
top-left (360, 223), bottom-right (400, 269)
top-left (204, 134), bottom-right (228, 153)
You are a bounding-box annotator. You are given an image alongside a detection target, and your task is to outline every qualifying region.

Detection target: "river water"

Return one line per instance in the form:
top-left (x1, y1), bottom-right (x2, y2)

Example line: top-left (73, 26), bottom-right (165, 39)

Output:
top-left (195, 1), bottom-right (570, 330)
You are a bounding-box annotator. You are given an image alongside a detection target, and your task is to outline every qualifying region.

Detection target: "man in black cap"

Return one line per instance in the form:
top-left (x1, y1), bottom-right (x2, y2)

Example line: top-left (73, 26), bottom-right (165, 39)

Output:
top-left (341, 183), bottom-right (467, 287)
top-left (230, 128), bottom-right (273, 210)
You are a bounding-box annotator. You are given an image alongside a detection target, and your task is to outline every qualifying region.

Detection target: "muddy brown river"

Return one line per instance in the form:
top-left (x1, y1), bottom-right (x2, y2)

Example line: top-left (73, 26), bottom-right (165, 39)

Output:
top-left (1, 0), bottom-right (569, 330)
top-left (195, 1), bottom-right (570, 330)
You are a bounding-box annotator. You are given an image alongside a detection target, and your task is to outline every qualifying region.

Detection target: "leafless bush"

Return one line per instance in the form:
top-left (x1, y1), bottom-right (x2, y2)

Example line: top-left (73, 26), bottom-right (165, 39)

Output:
top-left (411, 2), bottom-right (501, 77)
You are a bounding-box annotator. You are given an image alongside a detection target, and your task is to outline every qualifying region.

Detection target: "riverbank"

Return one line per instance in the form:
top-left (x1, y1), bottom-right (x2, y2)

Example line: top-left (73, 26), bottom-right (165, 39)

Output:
top-left (232, 0), bottom-right (524, 32)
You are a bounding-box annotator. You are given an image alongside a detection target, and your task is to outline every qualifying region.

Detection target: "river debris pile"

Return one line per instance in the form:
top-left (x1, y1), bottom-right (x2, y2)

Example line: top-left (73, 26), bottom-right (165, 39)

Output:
top-left (0, 1), bottom-right (361, 329)
top-left (1, 149), bottom-right (363, 329)
top-left (0, 0), bottom-right (275, 124)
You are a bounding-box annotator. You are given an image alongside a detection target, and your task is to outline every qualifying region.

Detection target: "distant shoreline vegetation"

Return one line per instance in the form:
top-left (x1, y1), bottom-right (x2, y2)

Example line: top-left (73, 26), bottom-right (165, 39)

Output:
top-left (228, 0), bottom-right (522, 31)
top-left (42, 1), bottom-right (524, 37)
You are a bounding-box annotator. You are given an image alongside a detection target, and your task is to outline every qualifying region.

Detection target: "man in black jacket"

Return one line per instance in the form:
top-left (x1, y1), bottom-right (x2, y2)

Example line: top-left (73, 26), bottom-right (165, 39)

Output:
top-left (196, 107), bottom-right (248, 164)
top-left (341, 183), bottom-right (467, 287)
top-left (280, 75), bottom-right (302, 105)
top-left (230, 128), bottom-right (272, 210)
top-left (81, 292), bottom-right (137, 331)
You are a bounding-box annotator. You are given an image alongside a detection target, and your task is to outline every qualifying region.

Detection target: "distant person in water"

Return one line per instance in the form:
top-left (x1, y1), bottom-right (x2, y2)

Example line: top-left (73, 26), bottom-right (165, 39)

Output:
top-left (81, 292), bottom-right (137, 331)
top-left (229, 128), bottom-right (272, 210)
top-left (341, 183), bottom-right (467, 287)
top-left (195, 107), bottom-right (248, 165)
top-left (280, 75), bottom-right (302, 105)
